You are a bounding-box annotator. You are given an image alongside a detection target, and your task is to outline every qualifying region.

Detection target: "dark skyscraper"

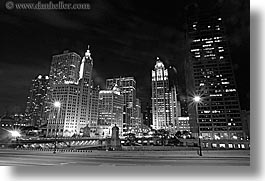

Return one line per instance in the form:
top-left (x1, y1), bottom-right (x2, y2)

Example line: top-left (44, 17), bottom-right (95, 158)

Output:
top-left (143, 105), bottom-right (152, 128)
top-left (186, 11), bottom-right (244, 140)
top-left (25, 75), bottom-right (49, 127)
top-left (88, 82), bottom-right (100, 128)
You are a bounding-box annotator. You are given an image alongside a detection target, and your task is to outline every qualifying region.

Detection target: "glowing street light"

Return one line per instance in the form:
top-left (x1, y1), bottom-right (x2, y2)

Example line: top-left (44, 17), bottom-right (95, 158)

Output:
top-left (193, 95), bottom-right (202, 156)
top-left (193, 95), bottom-right (201, 103)
top-left (9, 130), bottom-right (21, 137)
top-left (9, 130), bottom-right (21, 147)
top-left (53, 101), bottom-right (61, 108)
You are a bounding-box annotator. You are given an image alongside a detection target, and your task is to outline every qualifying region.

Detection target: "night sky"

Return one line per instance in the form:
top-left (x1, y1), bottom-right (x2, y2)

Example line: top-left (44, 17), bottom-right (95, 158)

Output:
top-left (0, 0), bottom-right (250, 115)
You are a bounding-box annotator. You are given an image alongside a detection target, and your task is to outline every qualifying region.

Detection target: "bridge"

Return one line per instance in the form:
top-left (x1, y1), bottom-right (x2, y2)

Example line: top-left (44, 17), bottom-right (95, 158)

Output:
top-left (13, 137), bottom-right (108, 150)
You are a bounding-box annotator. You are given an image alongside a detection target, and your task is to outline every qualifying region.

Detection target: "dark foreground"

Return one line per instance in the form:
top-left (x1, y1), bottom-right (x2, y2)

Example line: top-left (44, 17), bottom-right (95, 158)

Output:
top-left (0, 149), bottom-right (250, 166)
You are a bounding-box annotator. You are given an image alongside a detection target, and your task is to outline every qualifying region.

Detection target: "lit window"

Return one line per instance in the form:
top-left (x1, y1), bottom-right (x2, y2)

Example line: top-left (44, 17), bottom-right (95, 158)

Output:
top-left (221, 82), bottom-right (229, 85)
top-left (191, 49), bottom-right (200, 52)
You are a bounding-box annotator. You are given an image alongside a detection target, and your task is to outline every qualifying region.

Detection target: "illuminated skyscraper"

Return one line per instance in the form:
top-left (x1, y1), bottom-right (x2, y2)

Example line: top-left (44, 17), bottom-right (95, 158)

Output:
top-left (151, 58), bottom-right (172, 130)
top-left (25, 75), bottom-right (49, 127)
top-left (186, 12), bottom-right (244, 140)
top-left (49, 50), bottom-right (81, 87)
top-left (106, 77), bottom-right (136, 132)
top-left (46, 46), bottom-right (93, 137)
top-left (98, 85), bottom-right (124, 134)
top-left (169, 85), bottom-right (178, 132)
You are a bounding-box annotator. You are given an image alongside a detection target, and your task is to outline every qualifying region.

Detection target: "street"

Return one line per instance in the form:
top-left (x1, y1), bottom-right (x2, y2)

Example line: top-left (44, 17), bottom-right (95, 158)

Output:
top-left (0, 149), bottom-right (250, 166)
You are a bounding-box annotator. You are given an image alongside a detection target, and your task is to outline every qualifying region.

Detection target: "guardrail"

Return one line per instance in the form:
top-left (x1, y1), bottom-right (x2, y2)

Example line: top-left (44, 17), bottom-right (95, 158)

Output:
top-left (15, 147), bottom-right (93, 152)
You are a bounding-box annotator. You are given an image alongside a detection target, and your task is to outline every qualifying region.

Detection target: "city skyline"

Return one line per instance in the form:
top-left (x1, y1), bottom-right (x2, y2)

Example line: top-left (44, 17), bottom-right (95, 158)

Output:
top-left (0, 0), bottom-right (249, 115)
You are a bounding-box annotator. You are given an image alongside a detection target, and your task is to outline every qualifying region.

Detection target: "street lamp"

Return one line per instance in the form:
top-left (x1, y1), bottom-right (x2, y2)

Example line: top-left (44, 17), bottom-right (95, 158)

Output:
top-left (53, 101), bottom-right (61, 154)
top-left (9, 130), bottom-right (21, 138)
top-left (8, 130), bottom-right (21, 148)
top-left (193, 95), bottom-right (202, 156)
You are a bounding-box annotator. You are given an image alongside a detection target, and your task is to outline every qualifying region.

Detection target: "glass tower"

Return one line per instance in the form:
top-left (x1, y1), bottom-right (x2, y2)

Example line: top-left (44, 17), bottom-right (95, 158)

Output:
top-left (25, 75), bottom-right (49, 127)
top-left (186, 12), bottom-right (244, 140)
top-left (106, 77), bottom-right (136, 132)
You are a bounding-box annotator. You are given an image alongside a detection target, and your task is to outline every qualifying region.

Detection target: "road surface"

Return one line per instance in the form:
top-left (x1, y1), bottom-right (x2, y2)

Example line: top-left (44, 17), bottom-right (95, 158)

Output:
top-left (0, 149), bottom-right (250, 166)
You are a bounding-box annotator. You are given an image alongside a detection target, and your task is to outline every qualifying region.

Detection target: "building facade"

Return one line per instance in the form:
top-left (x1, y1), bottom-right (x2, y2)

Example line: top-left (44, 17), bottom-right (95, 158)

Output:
top-left (135, 98), bottom-right (142, 126)
top-left (88, 82), bottom-right (100, 128)
top-left (46, 46), bottom-right (93, 137)
top-left (24, 75), bottom-right (50, 127)
top-left (186, 12), bottom-right (244, 140)
top-left (106, 77), bottom-right (136, 132)
top-left (151, 58), bottom-right (172, 130)
top-left (169, 85), bottom-right (178, 133)
top-left (98, 85), bottom-right (124, 135)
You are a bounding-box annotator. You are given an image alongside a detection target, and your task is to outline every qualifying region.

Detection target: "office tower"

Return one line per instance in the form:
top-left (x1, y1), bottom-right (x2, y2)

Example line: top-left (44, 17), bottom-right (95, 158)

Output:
top-left (98, 85), bottom-right (124, 134)
top-left (47, 84), bottom-right (81, 137)
top-left (88, 82), bottom-right (100, 128)
top-left (24, 75), bottom-right (49, 127)
top-left (46, 46), bottom-right (93, 137)
top-left (186, 12), bottom-right (244, 140)
top-left (106, 77), bottom-right (136, 132)
top-left (151, 57), bottom-right (172, 130)
top-left (49, 50), bottom-right (81, 87)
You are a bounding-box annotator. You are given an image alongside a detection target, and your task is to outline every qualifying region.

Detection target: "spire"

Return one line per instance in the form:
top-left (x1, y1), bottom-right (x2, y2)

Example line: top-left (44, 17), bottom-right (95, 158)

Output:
top-left (155, 57), bottom-right (165, 69)
top-left (85, 45), bottom-right (91, 59)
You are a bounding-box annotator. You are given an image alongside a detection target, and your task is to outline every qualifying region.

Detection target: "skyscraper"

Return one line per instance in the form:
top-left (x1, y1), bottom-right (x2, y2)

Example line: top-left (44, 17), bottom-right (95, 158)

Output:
top-left (88, 82), bottom-right (100, 128)
top-left (25, 75), bottom-right (49, 127)
top-left (186, 12), bottom-right (244, 140)
top-left (106, 77), bottom-right (136, 132)
top-left (49, 50), bottom-right (81, 87)
top-left (151, 58), bottom-right (172, 130)
top-left (46, 46), bottom-right (93, 137)
top-left (143, 105), bottom-right (152, 127)
top-left (98, 85), bottom-right (124, 134)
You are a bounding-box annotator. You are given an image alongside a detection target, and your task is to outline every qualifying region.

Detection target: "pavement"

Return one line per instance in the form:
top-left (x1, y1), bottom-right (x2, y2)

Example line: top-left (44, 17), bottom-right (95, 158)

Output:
top-left (0, 149), bottom-right (250, 166)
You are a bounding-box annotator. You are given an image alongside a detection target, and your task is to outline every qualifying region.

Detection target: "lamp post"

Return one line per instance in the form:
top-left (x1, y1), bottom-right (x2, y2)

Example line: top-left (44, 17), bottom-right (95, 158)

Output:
top-left (53, 101), bottom-right (61, 154)
top-left (193, 96), bottom-right (202, 156)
